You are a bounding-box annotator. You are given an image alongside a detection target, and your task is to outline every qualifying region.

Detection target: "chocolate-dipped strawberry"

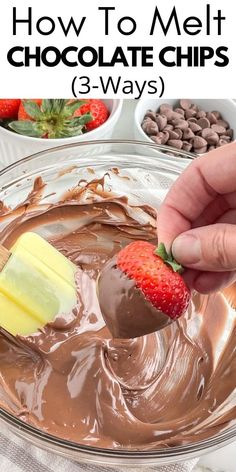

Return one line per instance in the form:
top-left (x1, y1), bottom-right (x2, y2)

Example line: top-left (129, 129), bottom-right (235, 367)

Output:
top-left (98, 241), bottom-right (190, 338)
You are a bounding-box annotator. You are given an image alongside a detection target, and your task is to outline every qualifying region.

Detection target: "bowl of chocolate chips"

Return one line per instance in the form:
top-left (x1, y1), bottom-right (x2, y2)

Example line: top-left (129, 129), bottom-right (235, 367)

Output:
top-left (134, 99), bottom-right (236, 157)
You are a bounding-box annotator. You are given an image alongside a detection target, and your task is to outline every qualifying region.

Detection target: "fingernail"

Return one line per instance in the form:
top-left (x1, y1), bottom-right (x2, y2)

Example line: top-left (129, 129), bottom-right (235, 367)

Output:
top-left (172, 233), bottom-right (201, 266)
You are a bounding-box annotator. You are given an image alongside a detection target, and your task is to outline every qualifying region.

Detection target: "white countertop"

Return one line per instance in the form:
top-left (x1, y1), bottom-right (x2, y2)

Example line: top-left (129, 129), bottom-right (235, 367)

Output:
top-left (114, 99), bottom-right (236, 472)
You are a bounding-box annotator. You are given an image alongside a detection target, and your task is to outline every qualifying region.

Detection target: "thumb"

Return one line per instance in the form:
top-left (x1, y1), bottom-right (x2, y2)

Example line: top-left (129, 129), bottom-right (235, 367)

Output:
top-left (172, 224), bottom-right (236, 272)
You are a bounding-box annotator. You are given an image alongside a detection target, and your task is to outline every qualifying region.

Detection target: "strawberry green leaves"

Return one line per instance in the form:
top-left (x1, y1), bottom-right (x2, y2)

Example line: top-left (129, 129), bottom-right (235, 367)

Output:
top-left (9, 120), bottom-right (44, 138)
top-left (20, 100), bottom-right (42, 120)
top-left (155, 243), bottom-right (184, 274)
top-left (8, 99), bottom-right (92, 139)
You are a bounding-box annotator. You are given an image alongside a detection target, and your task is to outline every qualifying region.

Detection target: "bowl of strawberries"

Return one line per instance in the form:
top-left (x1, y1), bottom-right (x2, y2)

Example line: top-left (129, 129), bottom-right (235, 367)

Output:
top-left (0, 98), bottom-right (123, 166)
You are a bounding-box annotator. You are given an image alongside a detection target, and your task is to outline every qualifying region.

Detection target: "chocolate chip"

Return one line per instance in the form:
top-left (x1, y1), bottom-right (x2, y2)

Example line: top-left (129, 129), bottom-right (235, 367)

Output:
top-left (173, 128), bottom-right (183, 139)
top-left (188, 117), bottom-right (198, 123)
top-left (141, 120), bottom-right (149, 133)
top-left (163, 109), bottom-right (175, 121)
top-left (180, 99), bottom-right (191, 110)
top-left (207, 133), bottom-right (220, 145)
top-left (160, 103), bottom-right (173, 114)
top-left (189, 122), bottom-right (202, 133)
top-left (217, 138), bottom-right (228, 147)
top-left (150, 136), bottom-right (162, 145)
top-left (197, 118), bottom-right (210, 129)
top-left (216, 119), bottom-right (229, 129)
top-left (185, 109), bottom-right (197, 119)
top-left (212, 110), bottom-right (221, 119)
top-left (156, 114), bottom-right (168, 131)
top-left (172, 119), bottom-right (189, 130)
top-left (162, 131), bottom-right (170, 144)
top-left (201, 128), bottom-right (214, 139)
top-left (144, 111), bottom-right (156, 121)
top-left (171, 111), bottom-right (185, 121)
top-left (197, 146), bottom-right (208, 154)
top-left (164, 124), bottom-right (174, 131)
top-left (196, 110), bottom-right (206, 119)
top-left (226, 129), bottom-right (233, 138)
top-left (191, 136), bottom-right (208, 149)
top-left (168, 139), bottom-right (183, 149)
top-left (211, 124), bottom-right (226, 135)
top-left (168, 130), bottom-right (180, 140)
top-left (142, 121), bottom-right (159, 135)
top-left (202, 130), bottom-right (219, 145)
top-left (206, 112), bottom-right (217, 125)
top-left (182, 141), bottom-right (193, 152)
top-left (183, 128), bottom-right (195, 140)
top-left (220, 135), bottom-right (231, 142)
top-left (174, 108), bottom-right (185, 116)
top-left (156, 131), bottom-right (169, 144)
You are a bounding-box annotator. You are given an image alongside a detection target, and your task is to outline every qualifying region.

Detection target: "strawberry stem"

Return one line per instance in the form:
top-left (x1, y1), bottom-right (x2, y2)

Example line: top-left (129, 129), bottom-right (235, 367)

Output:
top-left (155, 243), bottom-right (184, 274)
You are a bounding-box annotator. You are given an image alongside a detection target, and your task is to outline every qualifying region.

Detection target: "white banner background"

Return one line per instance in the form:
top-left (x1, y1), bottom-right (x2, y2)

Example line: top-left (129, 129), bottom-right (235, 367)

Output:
top-left (0, 0), bottom-right (235, 98)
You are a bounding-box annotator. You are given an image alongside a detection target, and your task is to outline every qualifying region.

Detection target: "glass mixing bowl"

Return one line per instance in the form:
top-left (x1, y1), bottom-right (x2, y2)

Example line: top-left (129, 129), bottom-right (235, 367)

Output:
top-left (0, 140), bottom-right (235, 467)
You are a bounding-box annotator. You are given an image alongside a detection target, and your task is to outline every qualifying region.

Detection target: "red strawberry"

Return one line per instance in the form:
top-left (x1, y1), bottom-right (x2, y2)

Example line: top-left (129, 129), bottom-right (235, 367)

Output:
top-left (117, 241), bottom-right (190, 320)
top-left (18, 99), bottom-right (42, 121)
top-left (0, 99), bottom-right (21, 119)
top-left (74, 99), bottom-right (109, 131)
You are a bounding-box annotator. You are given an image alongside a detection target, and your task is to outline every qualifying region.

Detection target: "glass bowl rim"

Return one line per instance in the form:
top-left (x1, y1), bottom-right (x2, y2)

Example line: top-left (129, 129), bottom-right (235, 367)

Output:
top-left (0, 139), bottom-right (195, 180)
top-left (0, 139), bottom-right (235, 462)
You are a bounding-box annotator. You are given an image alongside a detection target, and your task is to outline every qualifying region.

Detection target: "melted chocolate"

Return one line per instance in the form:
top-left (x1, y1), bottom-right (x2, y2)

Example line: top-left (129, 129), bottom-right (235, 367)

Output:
top-left (0, 176), bottom-right (235, 450)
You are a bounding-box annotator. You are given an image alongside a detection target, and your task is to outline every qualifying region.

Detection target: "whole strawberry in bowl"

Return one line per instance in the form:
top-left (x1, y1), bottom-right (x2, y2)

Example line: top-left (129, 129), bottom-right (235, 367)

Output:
top-left (0, 98), bottom-right (123, 166)
top-left (73, 99), bottom-right (109, 132)
top-left (98, 240), bottom-right (190, 338)
top-left (0, 99), bottom-right (21, 120)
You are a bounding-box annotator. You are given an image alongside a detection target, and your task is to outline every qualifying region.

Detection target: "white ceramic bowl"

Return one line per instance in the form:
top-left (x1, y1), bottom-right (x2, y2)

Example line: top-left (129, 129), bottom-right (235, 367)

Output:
top-left (134, 99), bottom-right (236, 153)
top-left (0, 99), bottom-right (123, 167)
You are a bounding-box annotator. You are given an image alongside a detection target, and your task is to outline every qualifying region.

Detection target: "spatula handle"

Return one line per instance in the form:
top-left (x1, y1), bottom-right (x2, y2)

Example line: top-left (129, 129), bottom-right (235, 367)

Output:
top-left (0, 245), bottom-right (10, 272)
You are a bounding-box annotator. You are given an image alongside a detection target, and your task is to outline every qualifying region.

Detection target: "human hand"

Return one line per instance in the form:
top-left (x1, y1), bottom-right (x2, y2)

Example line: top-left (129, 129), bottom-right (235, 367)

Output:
top-left (158, 142), bottom-right (236, 293)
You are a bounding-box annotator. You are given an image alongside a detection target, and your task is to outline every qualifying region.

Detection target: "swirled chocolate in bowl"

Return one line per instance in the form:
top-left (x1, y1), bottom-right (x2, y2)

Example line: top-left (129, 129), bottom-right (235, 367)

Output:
top-left (0, 174), bottom-right (236, 450)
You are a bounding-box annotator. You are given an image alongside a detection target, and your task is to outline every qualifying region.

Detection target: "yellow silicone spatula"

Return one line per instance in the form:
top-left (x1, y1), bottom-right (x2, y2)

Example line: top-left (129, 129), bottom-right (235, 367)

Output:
top-left (0, 232), bottom-right (77, 336)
